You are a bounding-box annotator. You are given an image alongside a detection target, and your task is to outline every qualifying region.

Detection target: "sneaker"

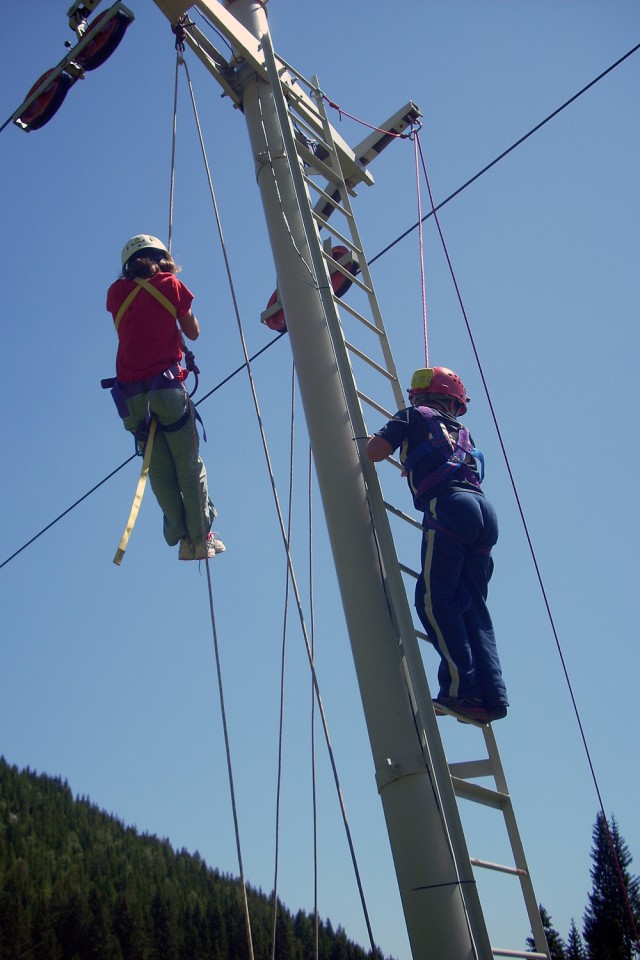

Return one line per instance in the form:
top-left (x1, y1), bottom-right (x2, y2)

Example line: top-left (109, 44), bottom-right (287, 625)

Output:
top-left (433, 697), bottom-right (507, 724)
top-left (178, 533), bottom-right (226, 561)
top-left (193, 532), bottom-right (226, 560)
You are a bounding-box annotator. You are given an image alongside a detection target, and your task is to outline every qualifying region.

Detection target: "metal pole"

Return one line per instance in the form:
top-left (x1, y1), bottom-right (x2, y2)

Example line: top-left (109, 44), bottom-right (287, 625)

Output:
top-left (222, 5), bottom-right (488, 957)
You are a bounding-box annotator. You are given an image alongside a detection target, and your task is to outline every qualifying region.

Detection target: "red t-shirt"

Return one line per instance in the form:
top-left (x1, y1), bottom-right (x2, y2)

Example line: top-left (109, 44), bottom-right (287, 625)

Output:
top-left (106, 273), bottom-right (194, 383)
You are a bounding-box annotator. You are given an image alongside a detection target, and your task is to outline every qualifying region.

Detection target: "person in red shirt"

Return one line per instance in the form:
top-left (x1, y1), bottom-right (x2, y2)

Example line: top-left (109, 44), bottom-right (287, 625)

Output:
top-left (106, 234), bottom-right (225, 561)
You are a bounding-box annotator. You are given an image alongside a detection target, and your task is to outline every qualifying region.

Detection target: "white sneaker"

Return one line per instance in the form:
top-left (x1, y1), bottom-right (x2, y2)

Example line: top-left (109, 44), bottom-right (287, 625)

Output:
top-left (193, 532), bottom-right (226, 560)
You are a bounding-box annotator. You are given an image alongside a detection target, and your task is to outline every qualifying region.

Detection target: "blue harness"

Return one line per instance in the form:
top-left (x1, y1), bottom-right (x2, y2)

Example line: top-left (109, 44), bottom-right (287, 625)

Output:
top-left (402, 406), bottom-right (484, 497)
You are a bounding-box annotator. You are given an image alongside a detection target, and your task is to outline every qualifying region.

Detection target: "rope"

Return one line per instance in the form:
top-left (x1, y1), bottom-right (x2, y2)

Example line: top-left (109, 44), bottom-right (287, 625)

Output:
top-left (369, 41), bottom-right (640, 267)
top-left (308, 444), bottom-right (320, 960)
top-left (413, 133), bottom-right (428, 366)
top-left (171, 42), bottom-right (256, 960)
top-left (321, 92), bottom-right (419, 140)
top-left (253, 77), bottom-right (379, 957)
top-left (414, 132), bottom-right (640, 955)
top-left (167, 43), bottom-right (180, 253)
top-left (270, 362), bottom-right (296, 960)
top-left (204, 560), bottom-right (256, 960)
top-left (167, 33), bottom-right (199, 397)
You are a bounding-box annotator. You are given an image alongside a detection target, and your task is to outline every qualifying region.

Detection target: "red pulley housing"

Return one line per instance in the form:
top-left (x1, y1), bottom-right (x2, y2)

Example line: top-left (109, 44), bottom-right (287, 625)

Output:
top-left (262, 245), bottom-right (359, 332)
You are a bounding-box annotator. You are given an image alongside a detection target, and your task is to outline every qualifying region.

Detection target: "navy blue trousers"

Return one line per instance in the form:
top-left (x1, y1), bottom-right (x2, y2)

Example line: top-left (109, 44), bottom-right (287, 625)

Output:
top-left (415, 491), bottom-right (508, 709)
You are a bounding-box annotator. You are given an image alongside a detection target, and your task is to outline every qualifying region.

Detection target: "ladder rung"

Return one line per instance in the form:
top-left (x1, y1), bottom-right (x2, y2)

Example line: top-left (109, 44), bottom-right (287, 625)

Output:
top-left (450, 777), bottom-right (509, 810)
top-left (292, 111), bottom-right (332, 154)
top-left (317, 217), bottom-right (363, 257)
top-left (448, 759), bottom-right (494, 780)
top-left (492, 951), bottom-right (548, 959)
top-left (356, 390), bottom-right (394, 418)
top-left (310, 184), bottom-right (351, 221)
top-left (344, 341), bottom-right (394, 378)
top-left (337, 297), bottom-right (386, 335)
top-left (470, 858), bottom-right (527, 878)
top-left (332, 265), bottom-right (372, 296)
top-left (298, 142), bottom-right (345, 187)
top-left (383, 501), bottom-right (423, 530)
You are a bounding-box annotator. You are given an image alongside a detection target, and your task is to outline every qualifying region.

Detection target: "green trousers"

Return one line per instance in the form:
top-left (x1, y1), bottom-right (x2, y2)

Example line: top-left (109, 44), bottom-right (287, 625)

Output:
top-left (123, 385), bottom-right (216, 547)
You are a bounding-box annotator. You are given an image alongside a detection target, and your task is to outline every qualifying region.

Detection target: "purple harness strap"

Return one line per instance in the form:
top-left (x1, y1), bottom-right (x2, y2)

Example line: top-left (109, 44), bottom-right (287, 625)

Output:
top-left (413, 406), bottom-right (480, 498)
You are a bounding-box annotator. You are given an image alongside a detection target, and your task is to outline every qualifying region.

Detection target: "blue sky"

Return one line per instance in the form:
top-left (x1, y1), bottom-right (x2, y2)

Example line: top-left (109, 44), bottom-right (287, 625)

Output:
top-left (1, 2), bottom-right (639, 957)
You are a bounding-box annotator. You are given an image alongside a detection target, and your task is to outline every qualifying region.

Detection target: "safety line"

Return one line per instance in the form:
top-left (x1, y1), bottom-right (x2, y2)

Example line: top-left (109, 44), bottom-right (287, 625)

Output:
top-left (204, 559), bottom-right (256, 960)
top-left (178, 51), bottom-right (257, 960)
top-left (167, 48), bottom-right (181, 253)
top-left (270, 362), bottom-right (296, 960)
top-left (229, 74), bottom-right (379, 958)
top-left (369, 41), bottom-right (640, 266)
top-left (413, 132), bottom-right (429, 367)
top-left (415, 131), bottom-right (640, 956)
top-left (0, 335), bottom-right (285, 572)
top-left (182, 50), bottom-right (378, 955)
top-left (307, 444), bottom-right (320, 960)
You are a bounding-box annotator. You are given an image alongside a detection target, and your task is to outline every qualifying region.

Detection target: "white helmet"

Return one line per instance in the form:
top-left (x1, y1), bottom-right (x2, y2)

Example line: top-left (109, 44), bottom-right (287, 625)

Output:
top-left (121, 234), bottom-right (168, 267)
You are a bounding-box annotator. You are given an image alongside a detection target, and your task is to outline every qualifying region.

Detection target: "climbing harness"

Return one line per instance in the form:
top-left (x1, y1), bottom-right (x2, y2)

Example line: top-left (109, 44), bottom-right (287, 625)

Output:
top-left (105, 274), bottom-right (206, 563)
top-left (401, 405), bottom-right (484, 497)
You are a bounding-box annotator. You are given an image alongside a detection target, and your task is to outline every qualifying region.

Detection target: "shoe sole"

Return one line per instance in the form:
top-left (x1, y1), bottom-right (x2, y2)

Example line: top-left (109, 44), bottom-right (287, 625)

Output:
top-left (433, 701), bottom-right (507, 725)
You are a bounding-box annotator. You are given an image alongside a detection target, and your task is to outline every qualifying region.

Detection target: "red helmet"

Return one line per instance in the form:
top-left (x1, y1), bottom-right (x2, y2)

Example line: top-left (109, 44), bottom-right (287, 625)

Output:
top-left (408, 367), bottom-right (469, 414)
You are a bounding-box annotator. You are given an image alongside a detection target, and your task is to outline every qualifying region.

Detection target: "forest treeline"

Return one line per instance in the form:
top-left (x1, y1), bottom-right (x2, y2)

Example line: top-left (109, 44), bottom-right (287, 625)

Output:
top-left (0, 757), bottom-right (390, 960)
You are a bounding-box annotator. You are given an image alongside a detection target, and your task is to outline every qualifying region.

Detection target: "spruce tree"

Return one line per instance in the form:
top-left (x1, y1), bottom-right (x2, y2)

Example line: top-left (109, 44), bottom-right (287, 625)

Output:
top-left (566, 918), bottom-right (586, 960)
top-left (526, 904), bottom-right (566, 959)
top-left (583, 812), bottom-right (640, 960)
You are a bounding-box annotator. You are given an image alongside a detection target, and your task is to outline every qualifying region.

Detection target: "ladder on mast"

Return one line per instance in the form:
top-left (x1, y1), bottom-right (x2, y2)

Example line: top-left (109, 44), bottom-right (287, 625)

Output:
top-left (151, 3), bottom-right (550, 956)
top-left (266, 53), bottom-right (549, 960)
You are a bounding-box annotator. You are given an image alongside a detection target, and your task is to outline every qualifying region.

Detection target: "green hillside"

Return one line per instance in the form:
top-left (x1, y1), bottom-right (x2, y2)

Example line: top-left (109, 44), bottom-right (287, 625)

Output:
top-left (0, 757), bottom-right (389, 960)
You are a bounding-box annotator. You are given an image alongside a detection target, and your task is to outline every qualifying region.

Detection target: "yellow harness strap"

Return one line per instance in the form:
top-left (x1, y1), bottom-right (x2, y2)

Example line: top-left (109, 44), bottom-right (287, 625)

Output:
top-left (114, 277), bottom-right (178, 333)
top-left (114, 285), bottom-right (141, 332)
top-left (113, 419), bottom-right (158, 566)
top-left (112, 278), bottom-right (180, 564)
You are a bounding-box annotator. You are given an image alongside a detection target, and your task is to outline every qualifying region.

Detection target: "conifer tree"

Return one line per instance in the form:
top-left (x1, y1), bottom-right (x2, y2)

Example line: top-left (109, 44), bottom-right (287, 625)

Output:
top-left (582, 812), bottom-right (640, 960)
top-left (566, 918), bottom-right (586, 960)
top-left (526, 905), bottom-right (566, 959)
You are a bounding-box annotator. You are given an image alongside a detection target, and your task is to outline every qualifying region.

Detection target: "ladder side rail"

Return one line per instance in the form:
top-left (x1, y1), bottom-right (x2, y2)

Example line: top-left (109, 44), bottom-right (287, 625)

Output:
top-left (311, 80), bottom-right (406, 411)
top-left (482, 727), bottom-right (550, 957)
